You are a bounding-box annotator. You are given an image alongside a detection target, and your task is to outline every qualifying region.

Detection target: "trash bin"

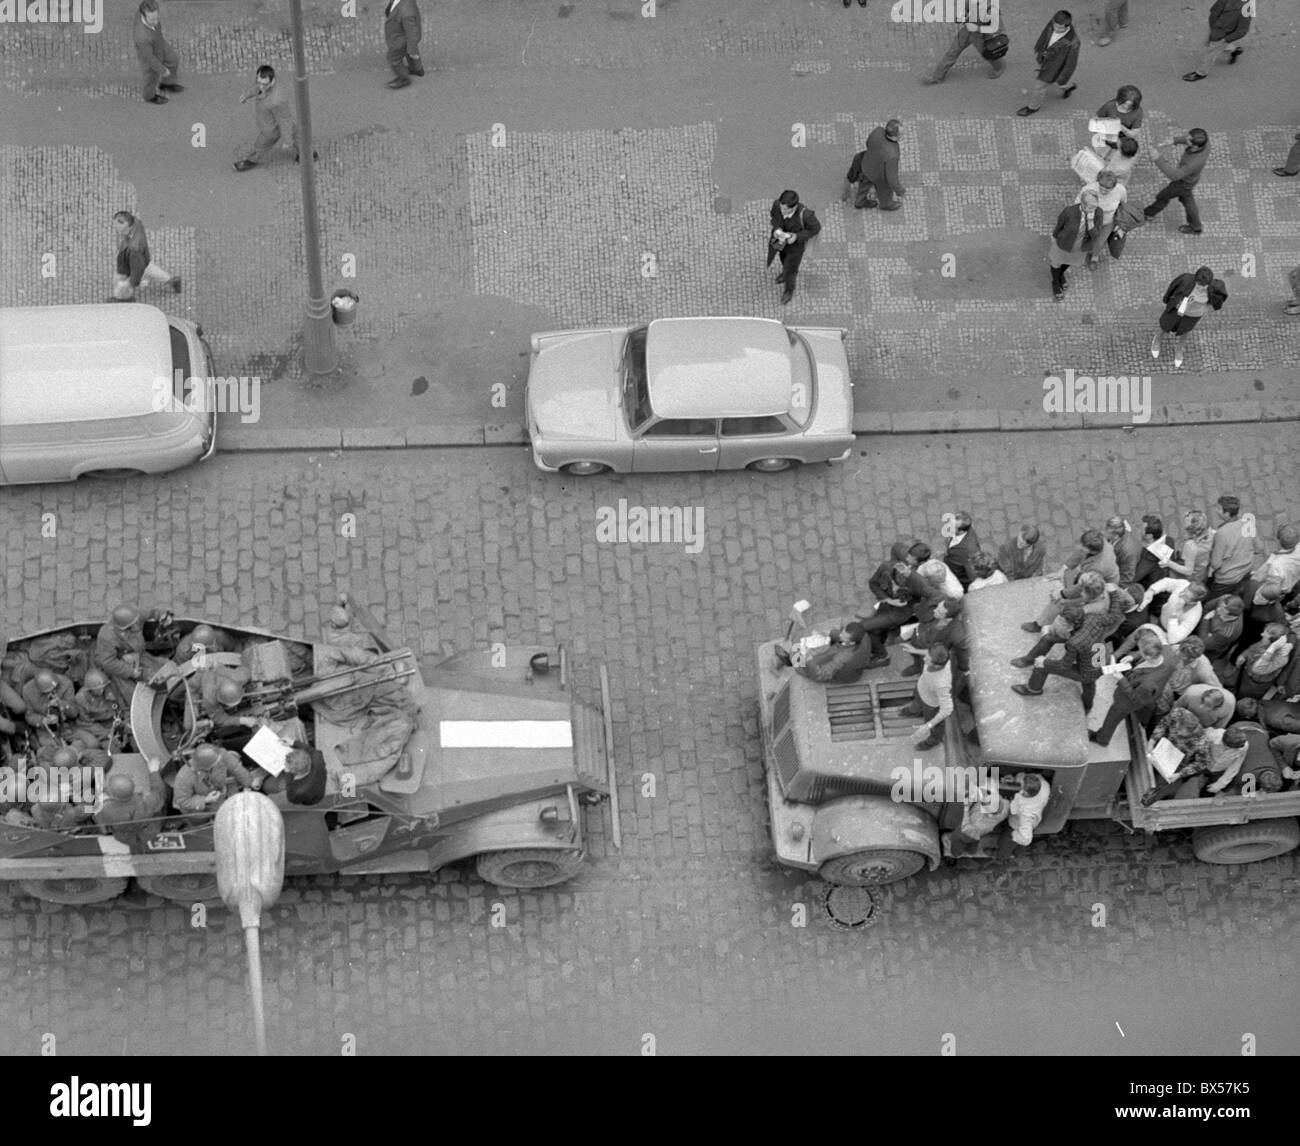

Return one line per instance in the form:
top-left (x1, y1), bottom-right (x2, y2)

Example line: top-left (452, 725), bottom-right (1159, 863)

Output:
top-left (330, 289), bottom-right (359, 326)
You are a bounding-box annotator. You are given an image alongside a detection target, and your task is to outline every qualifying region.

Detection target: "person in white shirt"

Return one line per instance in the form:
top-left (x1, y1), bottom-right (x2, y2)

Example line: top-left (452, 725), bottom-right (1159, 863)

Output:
top-left (1137, 577), bottom-right (1208, 643)
top-left (901, 644), bottom-right (953, 750)
top-left (1006, 773), bottom-right (1052, 847)
top-left (1255, 524), bottom-right (1300, 595)
top-left (1077, 170), bottom-right (1127, 268)
top-left (916, 558), bottom-right (965, 602)
top-left (968, 552), bottom-right (1008, 591)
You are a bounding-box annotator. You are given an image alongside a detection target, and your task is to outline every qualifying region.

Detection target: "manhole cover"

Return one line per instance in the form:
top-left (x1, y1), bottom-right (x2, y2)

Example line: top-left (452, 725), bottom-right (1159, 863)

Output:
top-left (819, 884), bottom-right (881, 930)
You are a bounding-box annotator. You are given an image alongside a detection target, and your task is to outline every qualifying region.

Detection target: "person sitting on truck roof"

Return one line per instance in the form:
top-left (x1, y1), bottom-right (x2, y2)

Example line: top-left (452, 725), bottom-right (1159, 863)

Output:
top-left (1025, 568), bottom-right (1127, 633)
top-left (1132, 577), bottom-right (1207, 645)
top-left (967, 551), bottom-right (1007, 591)
top-left (941, 511), bottom-right (981, 591)
top-left (1012, 583), bottom-right (1131, 713)
top-left (1011, 599), bottom-right (1086, 668)
top-left (795, 623), bottom-right (869, 683)
top-left (1104, 517), bottom-right (1143, 590)
top-left (900, 644), bottom-right (953, 751)
top-left (1174, 683), bottom-right (1235, 729)
top-left (1063, 529), bottom-right (1119, 589)
top-left (1089, 629), bottom-right (1177, 746)
top-left (856, 543), bottom-right (936, 664)
top-left (902, 597), bottom-right (969, 676)
top-left (997, 525), bottom-right (1047, 581)
top-left (172, 742), bottom-right (259, 814)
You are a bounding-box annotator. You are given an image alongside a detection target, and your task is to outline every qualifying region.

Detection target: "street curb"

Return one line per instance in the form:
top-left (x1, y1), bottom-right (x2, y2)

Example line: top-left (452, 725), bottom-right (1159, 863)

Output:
top-left (217, 406), bottom-right (1300, 452)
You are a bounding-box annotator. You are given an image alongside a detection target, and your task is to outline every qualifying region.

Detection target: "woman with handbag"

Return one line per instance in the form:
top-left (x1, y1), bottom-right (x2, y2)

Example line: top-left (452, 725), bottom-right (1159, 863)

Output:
top-left (1048, 200), bottom-right (1101, 301)
top-left (1151, 265), bottom-right (1227, 367)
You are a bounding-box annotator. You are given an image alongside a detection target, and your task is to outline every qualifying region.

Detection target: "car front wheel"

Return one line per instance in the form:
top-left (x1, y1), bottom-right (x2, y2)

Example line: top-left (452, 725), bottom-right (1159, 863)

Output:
top-left (561, 461), bottom-right (610, 476)
top-left (747, 458), bottom-right (798, 474)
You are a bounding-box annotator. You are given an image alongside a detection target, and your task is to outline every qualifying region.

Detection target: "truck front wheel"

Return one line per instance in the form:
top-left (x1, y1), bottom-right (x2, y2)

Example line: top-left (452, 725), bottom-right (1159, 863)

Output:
top-left (818, 848), bottom-right (926, 886)
top-left (475, 848), bottom-right (586, 889)
top-left (1192, 819), bottom-right (1300, 865)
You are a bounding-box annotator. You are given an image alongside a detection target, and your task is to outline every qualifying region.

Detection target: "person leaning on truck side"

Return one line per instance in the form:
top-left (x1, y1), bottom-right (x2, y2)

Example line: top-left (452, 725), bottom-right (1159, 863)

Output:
top-left (901, 644), bottom-right (953, 751)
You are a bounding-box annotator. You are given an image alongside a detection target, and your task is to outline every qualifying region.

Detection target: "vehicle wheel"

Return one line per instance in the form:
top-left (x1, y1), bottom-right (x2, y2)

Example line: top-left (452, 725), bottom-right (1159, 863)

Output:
top-left (561, 461), bottom-right (609, 477)
top-left (818, 848), bottom-right (925, 886)
top-left (475, 848), bottom-right (586, 889)
top-left (18, 877), bottom-right (128, 905)
top-left (1191, 819), bottom-right (1300, 865)
top-left (135, 872), bottom-right (223, 904)
top-left (81, 469), bottom-right (145, 480)
top-left (747, 458), bottom-right (798, 474)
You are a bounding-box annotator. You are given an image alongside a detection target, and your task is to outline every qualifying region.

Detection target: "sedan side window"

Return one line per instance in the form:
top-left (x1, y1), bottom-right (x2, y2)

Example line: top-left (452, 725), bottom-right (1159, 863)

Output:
top-left (720, 416), bottom-right (787, 436)
top-left (642, 418), bottom-right (715, 438)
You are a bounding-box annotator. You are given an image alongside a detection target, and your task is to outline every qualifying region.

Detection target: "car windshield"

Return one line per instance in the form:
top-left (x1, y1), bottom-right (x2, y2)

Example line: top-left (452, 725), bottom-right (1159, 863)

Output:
top-left (787, 329), bottom-right (815, 428)
top-left (621, 327), bottom-right (652, 430)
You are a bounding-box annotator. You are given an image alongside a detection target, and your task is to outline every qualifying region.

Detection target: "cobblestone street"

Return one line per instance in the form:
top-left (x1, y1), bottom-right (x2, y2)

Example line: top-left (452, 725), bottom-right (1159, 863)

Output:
top-left (1, 431), bottom-right (1296, 1054)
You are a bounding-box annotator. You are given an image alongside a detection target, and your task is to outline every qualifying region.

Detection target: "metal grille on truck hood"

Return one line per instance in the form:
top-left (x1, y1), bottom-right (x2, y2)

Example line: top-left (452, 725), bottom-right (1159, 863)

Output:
top-left (826, 679), bottom-right (916, 742)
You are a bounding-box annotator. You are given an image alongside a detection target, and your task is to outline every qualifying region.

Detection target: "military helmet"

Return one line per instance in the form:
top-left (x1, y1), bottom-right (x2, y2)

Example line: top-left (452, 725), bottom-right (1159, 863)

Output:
top-left (82, 668), bottom-right (109, 691)
top-left (112, 604), bottom-right (139, 628)
top-left (190, 624), bottom-right (216, 646)
top-left (107, 774), bottom-right (135, 799)
top-left (34, 669), bottom-right (59, 693)
top-left (216, 679), bottom-right (243, 707)
top-left (192, 743), bottom-right (222, 768)
top-left (51, 746), bottom-right (79, 768)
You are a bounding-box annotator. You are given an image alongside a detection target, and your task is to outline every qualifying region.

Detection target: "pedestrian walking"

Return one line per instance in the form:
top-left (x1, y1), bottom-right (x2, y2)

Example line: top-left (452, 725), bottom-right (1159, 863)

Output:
top-left (841, 120), bottom-right (906, 211)
top-left (1076, 170), bottom-right (1126, 268)
top-left (766, 190), bottom-right (821, 305)
top-left (1047, 199), bottom-right (1100, 301)
top-left (842, 0), bottom-right (869, 6)
top-left (1183, 0), bottom-right (1251, 82)
top-left (1150, 265), bottom-right (1225, 367)
top-left (1285, 265), bottom-right (1300, 317)
top-left (232, 65), bottom-right (299, 172)
top-left (1017, 10), bottom-right (1080, 117)
top-left (133, 0), bottom-right (182, 105)
top-left (920, 9), bottom-right (1009, 85)
top-left (1142, 129), bottom-right (1210, 235)
top-left (111, 211), bottom-right (180, 301)
top-left (384, 0), bottom-right (425, 90)
top-left (1274, 132), bottom-right (1300, 177)
top-left (1098, 0), bottom-right (1130, 47)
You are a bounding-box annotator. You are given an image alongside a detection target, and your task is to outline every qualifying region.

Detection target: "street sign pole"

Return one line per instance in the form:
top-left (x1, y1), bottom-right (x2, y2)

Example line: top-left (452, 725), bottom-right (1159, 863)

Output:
top-left (288, 0), bottom-right (337, 375)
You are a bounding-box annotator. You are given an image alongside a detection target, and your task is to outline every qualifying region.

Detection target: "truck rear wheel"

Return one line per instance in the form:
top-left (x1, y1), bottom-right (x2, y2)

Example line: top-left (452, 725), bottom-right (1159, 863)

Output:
top-left (818, 848), bottom-right (925, 886)
top-left (475, 848), bottom-right (586, 889)
top-left (18, 877), bottom-right (128, 905)
top-left (1192, 819), bottom-right (1300, 865)
top-left (135, 873), bottom-right (223, 904)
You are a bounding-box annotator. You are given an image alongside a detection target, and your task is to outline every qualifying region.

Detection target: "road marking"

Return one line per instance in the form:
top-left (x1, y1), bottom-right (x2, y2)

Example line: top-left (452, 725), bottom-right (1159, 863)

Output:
top-left (1116, 1021), bottom-right (1125, 1037)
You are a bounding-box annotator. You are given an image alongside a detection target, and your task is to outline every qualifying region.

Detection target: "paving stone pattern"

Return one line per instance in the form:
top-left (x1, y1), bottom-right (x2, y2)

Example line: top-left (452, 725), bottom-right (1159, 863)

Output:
top-left (0, 430), bottom-right (1297, 1054)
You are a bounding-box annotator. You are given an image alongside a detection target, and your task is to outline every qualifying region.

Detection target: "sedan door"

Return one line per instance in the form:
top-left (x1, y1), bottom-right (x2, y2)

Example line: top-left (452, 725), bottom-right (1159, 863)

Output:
top-left (631, 418), bottom-right (721, 473)
top-left (716, 415), bottom-right (801, 470)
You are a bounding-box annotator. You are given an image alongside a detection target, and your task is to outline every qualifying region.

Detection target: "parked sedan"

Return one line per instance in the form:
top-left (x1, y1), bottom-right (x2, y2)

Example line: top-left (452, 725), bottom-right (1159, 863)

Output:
top-left (525, 316), bottom-right (854, 475)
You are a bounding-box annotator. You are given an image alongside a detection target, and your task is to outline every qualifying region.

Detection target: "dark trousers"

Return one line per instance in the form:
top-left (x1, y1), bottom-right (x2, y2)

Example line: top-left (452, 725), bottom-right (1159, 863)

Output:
top-left (1202, 573), bottom-right (1251, 608)
top-left (852, 179), bottom-right (900, 209)
top-left (1144, 180), bottom-right (1201, 231)
top-left (387, 43), bottom-right (423, 79)
top-left (1050, 264), bottom-right (1068, 292)
top-left (1027, 660), bottom-right (1096, 711)
top-left (140, 40), bottom-right (180, 100)
top-left (900, 695), bottom-right (942, 748)
top-left (1093, 699), bottom-right (1153, 746)
top-left (859, 604), bottom-right (913, 656)
top-left (768, 244), bottom-right (807, 294)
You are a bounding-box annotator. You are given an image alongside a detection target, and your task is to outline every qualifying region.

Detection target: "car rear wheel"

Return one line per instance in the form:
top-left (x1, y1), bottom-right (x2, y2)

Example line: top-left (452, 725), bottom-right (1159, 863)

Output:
top-left (135, 873), bottom-right (224, 904)
top-left (818, 848), bottom-right (926, 886)
top-left (748, 458), bottom-right (798, 474)
top-left (18, 877), bottom-right (128, 905)
top-left (475, 848), bottom-right (586, 888)
top-left (1192, 819), bottom-right (1300, 864)
top-left (561, 461), bottom-right (610, 476)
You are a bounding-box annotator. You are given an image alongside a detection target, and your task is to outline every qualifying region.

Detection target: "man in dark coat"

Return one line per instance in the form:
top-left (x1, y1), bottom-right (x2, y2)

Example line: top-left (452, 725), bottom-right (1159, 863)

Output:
top-left (384, 0), bottom-right (424, 89)
top-left (1184, 0), bottom-right (1251, 81)
top-left (1143, 130), bottom-right (1211, 235)
top-left (998, 526), bottom-right (1046, 581)
top-left (133, 0), bottom-right (182, 105)
top-left (765, 190), bottom-right (821, 305)
top-left (1018, 9), bottom-right (1080, 116)
top-left (942, 511), bottom-right (980, 589)
top-left (841, 120), bottom-right (906, 211)
top-left (1089, 630), bottom-right (1178, 746)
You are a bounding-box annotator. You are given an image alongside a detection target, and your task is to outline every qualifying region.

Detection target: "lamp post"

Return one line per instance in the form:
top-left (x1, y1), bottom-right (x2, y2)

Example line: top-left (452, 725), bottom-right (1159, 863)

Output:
top-left (288, 0), bottom-right (336, 375)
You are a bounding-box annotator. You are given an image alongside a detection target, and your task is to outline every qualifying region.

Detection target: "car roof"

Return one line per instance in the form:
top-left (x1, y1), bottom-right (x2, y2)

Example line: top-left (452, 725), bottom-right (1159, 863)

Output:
top-left (0, 304), bottom-right (175, 425)
top-left (646, 317), bottom-right (795, 419)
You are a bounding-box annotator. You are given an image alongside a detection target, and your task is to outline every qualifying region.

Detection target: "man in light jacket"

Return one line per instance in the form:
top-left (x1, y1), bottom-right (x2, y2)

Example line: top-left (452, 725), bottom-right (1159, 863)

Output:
top-left (1018, 9), bottom-right (1080, 117)
top-left (1184, 0), bottom-right (1251, 81)
top-left (842, 120), bottom-right (906, 211)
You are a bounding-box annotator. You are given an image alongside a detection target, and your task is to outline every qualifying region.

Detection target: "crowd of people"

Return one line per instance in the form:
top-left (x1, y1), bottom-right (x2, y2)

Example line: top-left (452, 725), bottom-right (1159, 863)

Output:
top-left (0, 606), bottom-right (327, 841)
top-left (783, 496), bottom-right (1300, 808)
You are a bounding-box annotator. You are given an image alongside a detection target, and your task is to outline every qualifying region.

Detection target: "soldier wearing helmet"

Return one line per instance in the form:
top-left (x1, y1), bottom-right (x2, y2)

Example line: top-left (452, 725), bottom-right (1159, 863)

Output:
top-left (21, 668), bottom-right (79, 729)
top-left (95, 770), bottom-right (168, 846)
top-left (29, 744), bottom-right (99, 831)
top-left (94, 604), bottom-right (157, 703)
top-left (173, 622), bottom-right (237, 665)
top-left (72, 667), bottom-right (121, 747)
top-left (172, 741), bottom-right (257, 813)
